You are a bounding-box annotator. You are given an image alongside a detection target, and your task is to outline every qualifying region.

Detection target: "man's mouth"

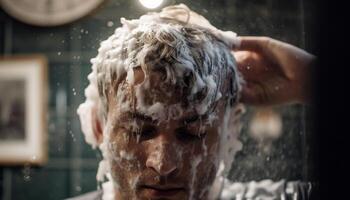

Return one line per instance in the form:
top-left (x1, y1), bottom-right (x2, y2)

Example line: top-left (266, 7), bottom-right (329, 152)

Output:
top-left (139, 184), bottom-right (186, 197)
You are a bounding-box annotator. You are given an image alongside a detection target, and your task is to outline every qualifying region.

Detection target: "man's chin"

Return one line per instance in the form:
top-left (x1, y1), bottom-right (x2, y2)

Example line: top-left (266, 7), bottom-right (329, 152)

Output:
top-left (136, 187), bottom-right (188, 200)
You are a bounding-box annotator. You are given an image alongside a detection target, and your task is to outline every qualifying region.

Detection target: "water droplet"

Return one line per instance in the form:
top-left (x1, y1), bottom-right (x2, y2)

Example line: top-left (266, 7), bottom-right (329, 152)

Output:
top-left (247, 65), bottom-right (251, 70)
top-left (57, 52), bottom-right (62, 56)
top-left (22, 164), bottom-right (31, 182)
top-left (69, 130), bottom-right (76, 142)
top-left (107, 21), bottom-right (114, 27)
top-left (73, 55), bottom-right (81, 60)
top-left (72, 88), bottom-right (77, 96)
top-left (75, 186), bottom-right (82, 192)
top-left (80, 29), bottom-right (84, 33)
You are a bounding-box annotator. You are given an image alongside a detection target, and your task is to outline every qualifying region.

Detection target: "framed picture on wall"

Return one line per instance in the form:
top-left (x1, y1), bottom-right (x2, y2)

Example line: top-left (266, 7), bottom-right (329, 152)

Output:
top-left (0, 55), bottom-right (47, 165)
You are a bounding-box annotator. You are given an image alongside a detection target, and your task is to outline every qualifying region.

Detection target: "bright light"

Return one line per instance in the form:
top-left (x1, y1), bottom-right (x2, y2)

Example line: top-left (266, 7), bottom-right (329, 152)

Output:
top-left (139, 0), bottom-right (163, 9)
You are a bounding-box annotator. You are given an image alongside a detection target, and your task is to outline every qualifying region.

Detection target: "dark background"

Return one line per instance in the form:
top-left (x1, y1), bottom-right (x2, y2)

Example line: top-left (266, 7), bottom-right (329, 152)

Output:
top-left (317, 0), bottom-right (349, 199)
top-left (0, 0), bottom-right (322, 199)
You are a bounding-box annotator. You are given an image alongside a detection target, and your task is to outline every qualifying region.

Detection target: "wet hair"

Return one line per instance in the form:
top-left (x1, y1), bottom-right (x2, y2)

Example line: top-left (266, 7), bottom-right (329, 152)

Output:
top-left (93, 22), bottom-right (240, 120)
top-left (77, 8), bottom-right (244, 195)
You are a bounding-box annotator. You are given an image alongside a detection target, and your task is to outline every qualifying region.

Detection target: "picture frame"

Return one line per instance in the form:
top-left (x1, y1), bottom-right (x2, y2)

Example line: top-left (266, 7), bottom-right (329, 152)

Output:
top-left (0, 55), bottom-right (48, 165)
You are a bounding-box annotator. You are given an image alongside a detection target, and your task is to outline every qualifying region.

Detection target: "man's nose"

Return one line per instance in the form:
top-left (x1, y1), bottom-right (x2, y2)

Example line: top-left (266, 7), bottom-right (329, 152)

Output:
top-left (146, 136), bottom-right (179, 177)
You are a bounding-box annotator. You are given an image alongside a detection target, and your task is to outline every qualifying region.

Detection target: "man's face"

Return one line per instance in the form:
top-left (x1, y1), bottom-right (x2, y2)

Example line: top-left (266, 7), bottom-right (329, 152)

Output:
top-left (104, 69), bottom-right (227, 200)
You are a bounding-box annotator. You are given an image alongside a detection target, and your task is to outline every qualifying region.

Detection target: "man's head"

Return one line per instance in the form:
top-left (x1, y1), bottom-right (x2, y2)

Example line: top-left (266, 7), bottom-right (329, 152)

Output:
top-left (78, 5), bottom-right (243, 200)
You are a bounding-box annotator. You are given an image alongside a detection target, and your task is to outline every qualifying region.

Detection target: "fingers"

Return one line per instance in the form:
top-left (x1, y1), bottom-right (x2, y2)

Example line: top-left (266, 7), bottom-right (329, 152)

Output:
top-left (240, 84), bottom-right (272, 106)
top-left (240, 85), bottom-right (256, 105)
top-left (233, 36), bottom-right (283, 67)
top-left (234, 51), bottom-right (257, 81)
top-left (240, 80), bottom-right (296, 106)
top-left (234, 51), bottom-right (271, 81)
top-left (240, 83), bottom-right (267, 105)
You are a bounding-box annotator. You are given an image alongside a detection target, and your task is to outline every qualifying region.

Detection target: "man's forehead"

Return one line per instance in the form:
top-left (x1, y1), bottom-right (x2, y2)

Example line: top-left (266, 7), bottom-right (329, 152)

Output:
top-left (129, 66), bottom-right (186, 104)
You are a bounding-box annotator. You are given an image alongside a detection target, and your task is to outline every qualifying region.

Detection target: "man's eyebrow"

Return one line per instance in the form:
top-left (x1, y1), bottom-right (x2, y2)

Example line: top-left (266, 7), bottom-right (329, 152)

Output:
top-left (120, 111), bottom-right (209, 124)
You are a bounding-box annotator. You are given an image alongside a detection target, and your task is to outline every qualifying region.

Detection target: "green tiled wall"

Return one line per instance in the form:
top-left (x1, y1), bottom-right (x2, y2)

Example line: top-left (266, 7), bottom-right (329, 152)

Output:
top-left (0, 0), bottom-right (317, 199)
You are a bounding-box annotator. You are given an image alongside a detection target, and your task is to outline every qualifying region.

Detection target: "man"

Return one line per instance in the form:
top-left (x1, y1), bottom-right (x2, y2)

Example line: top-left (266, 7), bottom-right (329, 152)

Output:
top-left (73, 4), bottom-right (314, 200)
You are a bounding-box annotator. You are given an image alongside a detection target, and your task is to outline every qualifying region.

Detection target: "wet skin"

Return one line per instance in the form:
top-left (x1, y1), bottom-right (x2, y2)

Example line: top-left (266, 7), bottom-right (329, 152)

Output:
top-left (103, 69), bottom-right (229, 200)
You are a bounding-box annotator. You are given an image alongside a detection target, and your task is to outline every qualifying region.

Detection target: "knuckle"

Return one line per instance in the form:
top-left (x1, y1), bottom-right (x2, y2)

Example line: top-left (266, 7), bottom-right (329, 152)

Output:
top-left (260, 37), bottom-right (271, 47)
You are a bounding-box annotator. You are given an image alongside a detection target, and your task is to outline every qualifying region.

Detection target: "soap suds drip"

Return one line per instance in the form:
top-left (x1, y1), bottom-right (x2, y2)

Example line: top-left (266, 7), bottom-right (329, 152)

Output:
top-left (189, 155), bottom-right (202, 200)
top-left (208, 103), bottom-right (245, 199)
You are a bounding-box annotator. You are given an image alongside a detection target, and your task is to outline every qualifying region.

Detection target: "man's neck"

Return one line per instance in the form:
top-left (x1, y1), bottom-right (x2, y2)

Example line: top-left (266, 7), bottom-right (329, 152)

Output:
top-left (114, 190), bottom-right (121, 200)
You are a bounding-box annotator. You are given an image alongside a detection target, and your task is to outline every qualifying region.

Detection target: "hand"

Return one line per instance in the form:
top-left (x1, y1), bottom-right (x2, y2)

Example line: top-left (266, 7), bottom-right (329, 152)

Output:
top-left (233, 36), bottom-right (316, 105)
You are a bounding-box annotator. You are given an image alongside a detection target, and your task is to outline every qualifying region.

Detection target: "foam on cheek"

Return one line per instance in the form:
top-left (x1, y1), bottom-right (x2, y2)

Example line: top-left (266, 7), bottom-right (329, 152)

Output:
top-left (208, 103), bottom-right (245, 199)
top-left (100, 122), bottom-right (140, 200)
top-left (188, 134), bottom-right (212, 200)
top-left (99, 119), bottom-right (136, 181)
top-left (119, 150), bottom-right (135, 161)
top-left (129, 174), bottom-right (140, 198)
top-left (222, 104), bottom-right (245, 173)
top-left (189, 155), bottom-right (202, 200)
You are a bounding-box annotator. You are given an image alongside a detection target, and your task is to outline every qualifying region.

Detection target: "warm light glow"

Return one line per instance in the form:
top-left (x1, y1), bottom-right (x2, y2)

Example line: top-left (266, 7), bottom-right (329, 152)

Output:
top-left (139, 0), bottom-right (163, 9)
top-left (249, 109), bottom-right (283, 140)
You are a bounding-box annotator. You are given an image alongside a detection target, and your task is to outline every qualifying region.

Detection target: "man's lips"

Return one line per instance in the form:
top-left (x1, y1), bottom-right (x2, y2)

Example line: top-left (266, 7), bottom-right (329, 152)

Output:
top-left (139, 185), bottom-right (186, 197)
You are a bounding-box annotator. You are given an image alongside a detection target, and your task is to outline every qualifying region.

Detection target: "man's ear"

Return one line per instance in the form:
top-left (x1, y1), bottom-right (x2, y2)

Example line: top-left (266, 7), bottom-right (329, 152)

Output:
top-left (92, 106), bottom-right (103, 145)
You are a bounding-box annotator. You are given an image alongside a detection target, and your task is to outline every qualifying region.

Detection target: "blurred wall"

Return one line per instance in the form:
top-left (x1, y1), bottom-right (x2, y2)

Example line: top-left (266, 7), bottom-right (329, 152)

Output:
top-left (0, 0), bottom-right (318, 199)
